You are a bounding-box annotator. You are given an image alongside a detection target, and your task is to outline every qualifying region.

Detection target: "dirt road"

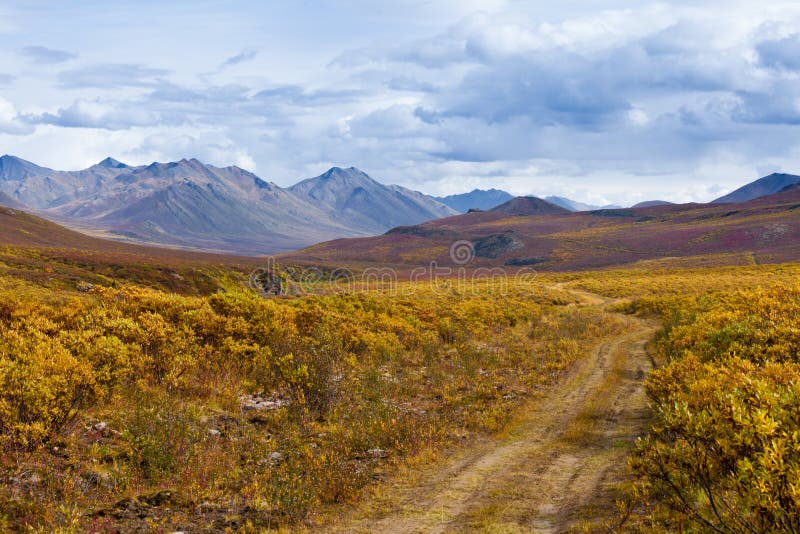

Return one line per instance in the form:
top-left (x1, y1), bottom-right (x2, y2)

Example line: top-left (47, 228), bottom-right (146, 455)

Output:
top-left (321, 291), bottom-right (657, 533)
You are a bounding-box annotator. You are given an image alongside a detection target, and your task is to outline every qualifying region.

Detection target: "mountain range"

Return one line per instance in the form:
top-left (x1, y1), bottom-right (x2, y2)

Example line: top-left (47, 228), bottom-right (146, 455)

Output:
top-left (0, 156), bottom-right (455, 254)
top-left (713, 173), bottom-right (800, 203)
top-left (2, 154), bottom-right (799, 257)
top-left (435, 189), bottom-right (619, 213)
top-left (435, 189), bottom-right (515, 212)
top-left (544, 196), bottom-right (620, 212)
top-left (286, 185), bottom-right (800, 271)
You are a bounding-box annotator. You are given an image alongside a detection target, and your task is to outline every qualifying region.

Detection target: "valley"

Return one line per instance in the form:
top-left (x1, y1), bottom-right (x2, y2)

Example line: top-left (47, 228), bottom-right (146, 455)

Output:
top-left (1, 165), bottom-right (800, 532)
top-left (320, 289), bottom-right (657, 533)
top-left (5, 2), bottom-right (800, 532)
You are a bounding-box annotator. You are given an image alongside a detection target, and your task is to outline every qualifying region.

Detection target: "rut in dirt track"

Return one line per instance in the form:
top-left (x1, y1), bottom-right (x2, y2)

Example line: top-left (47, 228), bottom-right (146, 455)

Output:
top-left (322, 294), bottom-right (657, 534)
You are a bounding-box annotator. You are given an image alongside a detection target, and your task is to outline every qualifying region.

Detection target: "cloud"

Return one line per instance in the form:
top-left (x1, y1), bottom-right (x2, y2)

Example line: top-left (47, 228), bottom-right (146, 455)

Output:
top-left (732, 82), bottom-right (800, 125)
top-left (0, 97), bottom-right (34, 135)
top-left (386, 76), bottom-right (437, 92)
top-left (58, 63), bottom-right (170, 88)
top-left (252, 85), bottom-right (365, 106)
top-left (31, 99), bottom-right (165, 130)
top-left (219, 49), bottom-right (258, 70)
top-left (131, 131), bottom-right (257, 172)
top-left (4, 2), bottom-right (800, 206)
top-left (20, 45), bottom-right (76, 64)
top-left (0, 73), bottom-right (14, 85)
top-left (756, 34), bottom-right (800, 71)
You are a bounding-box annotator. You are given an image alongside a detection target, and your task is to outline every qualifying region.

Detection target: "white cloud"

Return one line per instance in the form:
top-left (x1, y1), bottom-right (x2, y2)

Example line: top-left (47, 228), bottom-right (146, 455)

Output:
top-left (1, 1), bottom-right (800, 206)
top-left (0, 97), bottom-right (33, 134)
top-left (33, 98), bottom-right (164, 130)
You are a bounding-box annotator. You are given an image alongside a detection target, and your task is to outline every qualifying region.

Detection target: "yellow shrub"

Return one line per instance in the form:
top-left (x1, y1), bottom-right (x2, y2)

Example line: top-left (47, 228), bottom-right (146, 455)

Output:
top-left (0, 329), bottom-right (96, 448)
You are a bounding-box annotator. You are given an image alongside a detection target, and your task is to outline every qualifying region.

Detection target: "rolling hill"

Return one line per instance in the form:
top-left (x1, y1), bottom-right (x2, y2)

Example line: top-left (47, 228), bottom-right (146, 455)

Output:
top-left (632, 200), bottom-right (675, 208)
top-left (0, 204), bottom-right (263, 294)
top-left (283, 188), bottom-right (800, 271)
top-left (490, 196), bottom-right (570, 216)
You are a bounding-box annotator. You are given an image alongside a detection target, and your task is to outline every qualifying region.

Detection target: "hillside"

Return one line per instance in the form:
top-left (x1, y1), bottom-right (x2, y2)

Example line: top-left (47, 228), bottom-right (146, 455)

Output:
top-left (714, 172), bottom-right (800, 203)
top-left (284, 187), bottom-right (800, 270)
top-left (0, 190), bottom-right (22, 208)
top-left (490, 196), bottom-right (570, 216)
top-left (632, 200), bottom-right (674, 208)
top-left (0, 205), bottom-right (261, 294)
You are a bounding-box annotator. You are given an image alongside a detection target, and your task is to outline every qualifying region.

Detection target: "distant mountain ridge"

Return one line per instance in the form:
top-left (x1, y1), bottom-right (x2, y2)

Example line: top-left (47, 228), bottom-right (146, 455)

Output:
top-left (436, 190), bottom-right (615, 213)
top-left (284, 185), bottom-right (800, 271)
top-left (713, 173), bottom-right (800, 203)
top-left (3, 154), bottom-right (797, 255)
top-left (436, 189), bottom-right (514, 212)
top-left (290, 167), bottom-right (454, 234)
top-left (0, 155), bottom-right (456, 254)
top-left (544, 196), bottom-right (620, 212)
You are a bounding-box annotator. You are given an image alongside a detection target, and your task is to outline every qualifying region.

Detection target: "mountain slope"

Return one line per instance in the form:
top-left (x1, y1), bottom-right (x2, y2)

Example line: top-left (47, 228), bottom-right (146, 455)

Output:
top-left (71, 159), bottom-right (359, 253)
top-left (0, 204), bottom-right (266, 294)
top-left (436, 189), bottom-right (514, 212)
top-left (289, 167), bottom-right (456, 234)
top-left (0, 190), bottom-right (22, 208)
top-left (0, 155), bottom-right (52, 181)
top-left (0, 157), bottom-right (459, 254)
top-left (714, 173), bottom-right (800, 203)
top-left (0, 155), bottom-right (75, 208)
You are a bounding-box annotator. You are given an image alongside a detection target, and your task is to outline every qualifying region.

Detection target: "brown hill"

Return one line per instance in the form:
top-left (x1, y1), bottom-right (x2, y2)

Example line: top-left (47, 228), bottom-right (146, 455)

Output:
top-left (490, 196), bottom-right (570, 216)
top-left (282, 187), bottom-right (800, 271)
top-left (0, 206), bottom-right (261, 294)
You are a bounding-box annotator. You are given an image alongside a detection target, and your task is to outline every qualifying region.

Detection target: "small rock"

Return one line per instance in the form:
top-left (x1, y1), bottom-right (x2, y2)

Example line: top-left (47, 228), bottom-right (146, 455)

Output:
top-left (94, 421), bottom-right (109, 433)
top-left (268, 451), bottom-right (283, 463)
top-left (77, 282), bottom-right (95, 293)
top-left (208, 428), bottom-right (221, 437)
top-left (239, 394), bottom-right (289, 412)
top-left (11, 471), bottom-right (42, 486)
top-left (366, 448), bottom-right (388, 459)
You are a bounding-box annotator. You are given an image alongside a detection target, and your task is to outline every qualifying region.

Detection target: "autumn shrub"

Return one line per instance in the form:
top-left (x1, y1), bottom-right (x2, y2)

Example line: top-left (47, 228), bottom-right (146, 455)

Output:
top-left (0, 274), bottom-right (625, 531)
top-left (0, 328), bottom-right (96, 449)
top-left (628, 284), bottom-right (800, 532)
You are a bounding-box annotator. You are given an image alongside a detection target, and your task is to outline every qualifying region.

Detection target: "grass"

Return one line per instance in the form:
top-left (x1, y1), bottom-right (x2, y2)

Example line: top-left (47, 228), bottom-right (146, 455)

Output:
top-left (0, 268), bottom-right (623, 532)
top-left (3, 207), bottom-right (800, 531)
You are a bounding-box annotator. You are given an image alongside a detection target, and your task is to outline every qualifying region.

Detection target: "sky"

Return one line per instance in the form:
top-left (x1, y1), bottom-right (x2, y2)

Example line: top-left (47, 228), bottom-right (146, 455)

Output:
top-left (1, 0), bottom-right (800, 205)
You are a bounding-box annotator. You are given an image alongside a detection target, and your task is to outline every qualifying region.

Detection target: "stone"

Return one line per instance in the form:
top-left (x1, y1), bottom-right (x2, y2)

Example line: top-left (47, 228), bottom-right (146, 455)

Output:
top-left (366, 448), bottom-right (388, 459)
